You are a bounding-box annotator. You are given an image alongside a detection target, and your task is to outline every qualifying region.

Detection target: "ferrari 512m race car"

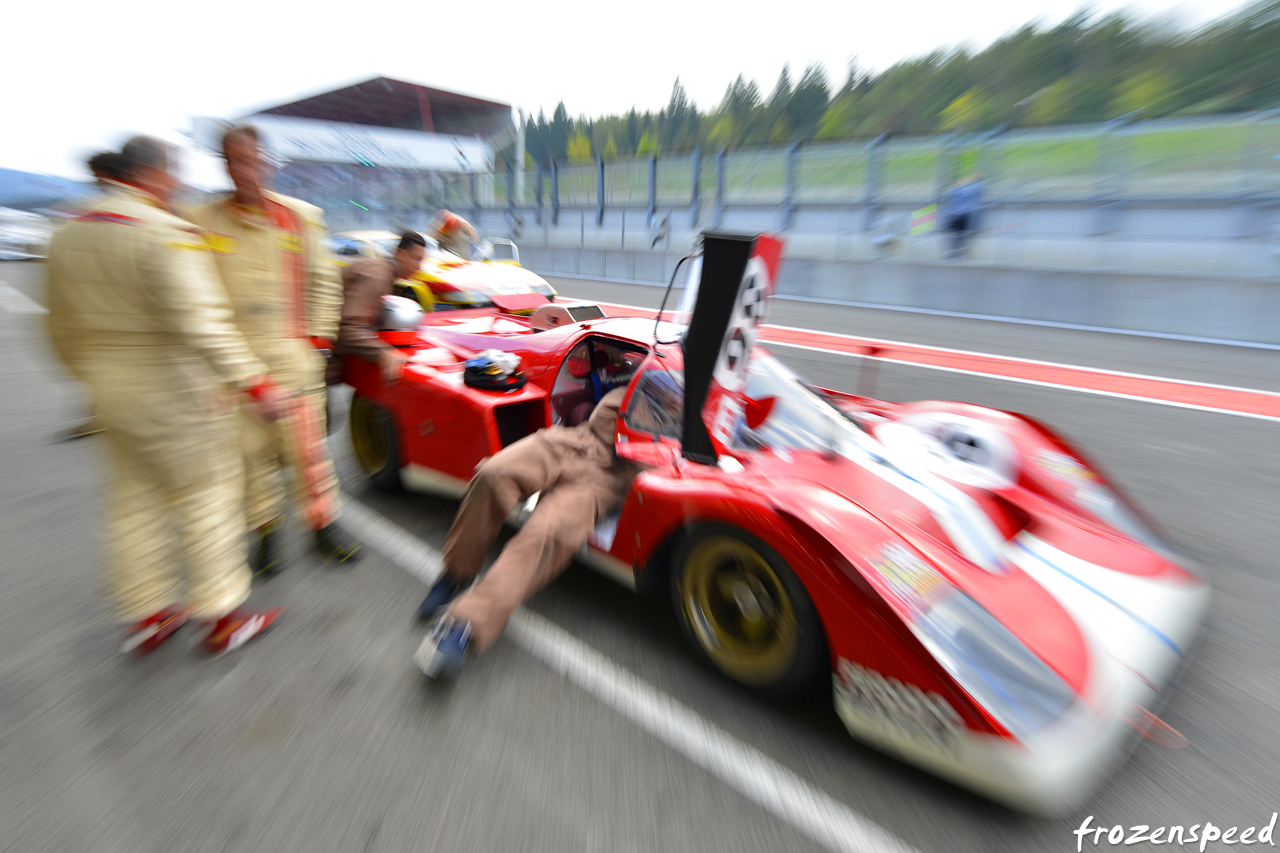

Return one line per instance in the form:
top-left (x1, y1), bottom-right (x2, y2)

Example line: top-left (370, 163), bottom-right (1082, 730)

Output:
top-left (343, 233), bottom-right (1208, 815)
top-left (330, 228), bottom-right (556, 313)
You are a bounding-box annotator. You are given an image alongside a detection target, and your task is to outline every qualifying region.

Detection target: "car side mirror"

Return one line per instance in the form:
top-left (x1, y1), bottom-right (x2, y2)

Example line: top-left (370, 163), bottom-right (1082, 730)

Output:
top-left (744, 395), bottom-right (777, 431)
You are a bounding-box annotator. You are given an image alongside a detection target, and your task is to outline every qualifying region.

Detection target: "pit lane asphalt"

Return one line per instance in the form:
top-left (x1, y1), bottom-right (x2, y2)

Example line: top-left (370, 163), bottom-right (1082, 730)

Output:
top-left (2, 259), bottom-right (1278, 852)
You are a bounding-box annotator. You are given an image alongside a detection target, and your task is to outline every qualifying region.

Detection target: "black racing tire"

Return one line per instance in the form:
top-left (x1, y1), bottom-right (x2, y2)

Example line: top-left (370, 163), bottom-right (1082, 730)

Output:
top-left (670, 524), bottom-right (828, 698)
top-left (349, 395), bottom-right (402, 490)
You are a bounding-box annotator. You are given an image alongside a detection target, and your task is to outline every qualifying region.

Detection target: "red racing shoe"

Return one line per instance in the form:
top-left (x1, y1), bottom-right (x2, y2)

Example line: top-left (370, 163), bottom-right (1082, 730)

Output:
top-left (120, 607), bottom-right (192, 656)
top-left (199, 607), bottom-right (283, 656)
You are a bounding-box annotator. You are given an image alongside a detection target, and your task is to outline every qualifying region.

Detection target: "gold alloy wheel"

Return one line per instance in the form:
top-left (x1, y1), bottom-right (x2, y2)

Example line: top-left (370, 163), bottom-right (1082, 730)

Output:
top-left (678, 534), bottom-right (800, 686)
top-left (349, 397), bottom-right (389, 477)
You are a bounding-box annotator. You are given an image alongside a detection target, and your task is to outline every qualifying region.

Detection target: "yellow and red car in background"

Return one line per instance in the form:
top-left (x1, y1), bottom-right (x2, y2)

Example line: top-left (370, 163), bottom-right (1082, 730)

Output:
top-left (330, 229), bottom-right (556, 313)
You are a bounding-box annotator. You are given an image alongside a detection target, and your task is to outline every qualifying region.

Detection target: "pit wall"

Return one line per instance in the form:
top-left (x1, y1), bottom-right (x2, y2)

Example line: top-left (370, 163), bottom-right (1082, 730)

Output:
top-left (475, 204), bottom-right (1280, 346)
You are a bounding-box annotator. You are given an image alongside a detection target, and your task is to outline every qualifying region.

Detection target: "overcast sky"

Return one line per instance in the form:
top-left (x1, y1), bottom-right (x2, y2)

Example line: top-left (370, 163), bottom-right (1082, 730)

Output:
top-left (3, 0), bottom-right (1246, 187)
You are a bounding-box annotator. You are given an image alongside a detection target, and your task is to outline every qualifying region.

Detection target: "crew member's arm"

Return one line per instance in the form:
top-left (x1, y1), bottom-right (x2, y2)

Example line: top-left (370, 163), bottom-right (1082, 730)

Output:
top-left (342, 258), bottom-right (411, 383)
top-left (301, 205), bottom-right (341, 343)
top-left (338, 258), bottom-right (393, 360)
top-left (44, 237), bottom-right (87, 381)
top-left (142, 224), bottom-right (276, 401)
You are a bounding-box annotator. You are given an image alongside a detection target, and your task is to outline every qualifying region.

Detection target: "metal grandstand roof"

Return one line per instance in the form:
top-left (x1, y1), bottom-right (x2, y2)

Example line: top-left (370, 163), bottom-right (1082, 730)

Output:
top-left (251, 77), bottom-right (512, 140)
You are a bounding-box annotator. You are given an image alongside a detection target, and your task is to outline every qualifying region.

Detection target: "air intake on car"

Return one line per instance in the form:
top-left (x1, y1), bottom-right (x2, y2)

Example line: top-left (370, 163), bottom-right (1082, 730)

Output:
top-left (530, 302), bottom-right (605, 331)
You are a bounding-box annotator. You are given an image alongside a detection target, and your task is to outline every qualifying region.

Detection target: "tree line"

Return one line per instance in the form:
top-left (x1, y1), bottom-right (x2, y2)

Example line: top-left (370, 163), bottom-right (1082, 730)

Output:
top-left (516, 0), bottom-right (1280, 165)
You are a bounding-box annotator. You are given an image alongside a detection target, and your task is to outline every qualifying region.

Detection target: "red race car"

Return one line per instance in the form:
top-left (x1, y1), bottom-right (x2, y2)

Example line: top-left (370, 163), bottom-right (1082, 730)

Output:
top-left (344, 234), bottom-right (1208, 815)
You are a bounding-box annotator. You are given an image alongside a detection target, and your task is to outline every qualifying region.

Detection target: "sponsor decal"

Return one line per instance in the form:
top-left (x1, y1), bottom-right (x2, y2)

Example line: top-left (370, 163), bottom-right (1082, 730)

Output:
top-left (872, 542), bottom-right (949, 616)
top-left (204, 233), bottom-right (239, 255)
top-left (277, 233), bottom-right (304, 254)
top-left (710, 393), bottom-right (743, 446)
top-left (164, 239), bottom-right (210, 252)
top-left (910, 204), bottom-right (938, 236)
top-left (834, 658), bottom-right (963, 751)
top-left (1036, 449), bottom-right (1097, 484)
top-left (485, 282), bottom-right (528, 295)
top-left (1035, 449), bottom-right (1117, 513)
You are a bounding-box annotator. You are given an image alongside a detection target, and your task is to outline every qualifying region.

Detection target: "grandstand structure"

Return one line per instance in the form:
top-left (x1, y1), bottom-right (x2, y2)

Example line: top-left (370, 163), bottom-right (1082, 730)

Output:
top-left (193, 76), bottom-right (515, 229)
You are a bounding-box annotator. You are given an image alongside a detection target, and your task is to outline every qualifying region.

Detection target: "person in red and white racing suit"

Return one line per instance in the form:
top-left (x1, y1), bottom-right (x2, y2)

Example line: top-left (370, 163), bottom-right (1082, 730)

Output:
top-left (426, 209), bottom-right (478, 259)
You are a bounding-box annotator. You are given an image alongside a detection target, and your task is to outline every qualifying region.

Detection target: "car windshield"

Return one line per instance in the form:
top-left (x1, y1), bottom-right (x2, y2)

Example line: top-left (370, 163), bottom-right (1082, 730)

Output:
top-left (731, 353), bottom-right (867, 454)
top-left (330, 237), bottom-right (361, 257)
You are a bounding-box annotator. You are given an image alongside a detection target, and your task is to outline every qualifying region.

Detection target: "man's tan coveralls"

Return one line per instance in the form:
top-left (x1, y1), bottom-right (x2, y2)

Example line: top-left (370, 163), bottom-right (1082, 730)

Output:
top-left (444, 387), bottom-right (643, 650)
top-left (188, 193), bottom-right (342, 531)
top-left (45, 183), bottom-right (272, 622)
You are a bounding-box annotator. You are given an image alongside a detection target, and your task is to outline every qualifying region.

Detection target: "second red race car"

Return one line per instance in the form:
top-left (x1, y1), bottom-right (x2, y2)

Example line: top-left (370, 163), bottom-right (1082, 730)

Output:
top-left (343, 233), bottom-right (1208, 815)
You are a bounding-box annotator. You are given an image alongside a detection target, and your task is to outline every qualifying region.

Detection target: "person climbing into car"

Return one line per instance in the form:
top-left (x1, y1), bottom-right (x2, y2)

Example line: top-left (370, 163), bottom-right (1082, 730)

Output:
top-left (414, 382), bottom-right (644, 679)
top-left (331, 229), bottom-right (427, 387)
top-left (427, 209), bottom-right (478, 259)
top-left (188, 124), bottom-right (361, 578)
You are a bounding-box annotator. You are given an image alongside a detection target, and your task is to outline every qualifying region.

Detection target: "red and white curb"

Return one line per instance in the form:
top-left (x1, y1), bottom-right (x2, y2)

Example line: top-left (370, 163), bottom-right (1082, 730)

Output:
top-left (584, 298), bottom-right (1280, 423)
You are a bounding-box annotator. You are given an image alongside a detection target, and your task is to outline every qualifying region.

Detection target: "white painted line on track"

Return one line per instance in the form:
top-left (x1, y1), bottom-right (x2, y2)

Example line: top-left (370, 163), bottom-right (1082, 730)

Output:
top-left (343, 501), bottom-right (442, 583)
top-left (0, 282), bottom-right (47, 314)
top-left (342, 499), bottom-right (921, 853)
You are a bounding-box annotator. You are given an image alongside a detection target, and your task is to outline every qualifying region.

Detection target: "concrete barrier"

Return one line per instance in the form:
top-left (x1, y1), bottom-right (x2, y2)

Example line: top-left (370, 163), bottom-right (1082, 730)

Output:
top-left (517, 242), bottom-right (1280, 346)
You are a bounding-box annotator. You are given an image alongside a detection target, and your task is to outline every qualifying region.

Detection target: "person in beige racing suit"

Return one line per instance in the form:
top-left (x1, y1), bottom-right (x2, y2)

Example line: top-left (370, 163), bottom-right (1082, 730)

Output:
top-left (45, 135), bottom-right (288, 656)
top-left (62, 151), bottom-right (129, 441)
top-left (189, 124), bottom-right (360, 578)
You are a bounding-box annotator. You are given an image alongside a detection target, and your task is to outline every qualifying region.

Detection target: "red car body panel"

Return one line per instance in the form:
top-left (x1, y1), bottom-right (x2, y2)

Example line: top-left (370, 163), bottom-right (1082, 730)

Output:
top-left (345, 304), bottom-right (1208, 814)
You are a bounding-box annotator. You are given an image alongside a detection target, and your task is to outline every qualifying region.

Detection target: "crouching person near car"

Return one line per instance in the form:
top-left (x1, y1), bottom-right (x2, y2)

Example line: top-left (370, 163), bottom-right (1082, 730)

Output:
top-left (45, 135), bottom-right (288, 655)
top-left (414, 386), bottom-right (643, 678)
top-left (329, 229), bottom-right (427, 387)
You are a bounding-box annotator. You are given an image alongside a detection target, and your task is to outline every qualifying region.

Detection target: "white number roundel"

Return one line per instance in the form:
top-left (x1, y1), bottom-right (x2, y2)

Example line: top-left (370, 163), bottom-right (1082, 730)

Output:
top-left (713, 257), bottom-right (772, 392)
top-left (740, 272), bottom-right (768, 322)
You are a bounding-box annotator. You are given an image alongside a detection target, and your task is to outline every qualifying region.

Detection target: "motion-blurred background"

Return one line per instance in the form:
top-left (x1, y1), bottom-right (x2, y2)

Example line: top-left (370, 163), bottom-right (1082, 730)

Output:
top-left (5, 1), bottom-right (1279, 341)
top-left (3, 3), bottom-right (1280, 852)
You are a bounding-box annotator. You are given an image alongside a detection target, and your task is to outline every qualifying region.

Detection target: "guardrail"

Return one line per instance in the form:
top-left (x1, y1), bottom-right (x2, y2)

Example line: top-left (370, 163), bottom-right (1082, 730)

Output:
top-left (490, 111), bottom-right (1280, 212)
top-left (289, 111), bottom-right (1280, 279)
